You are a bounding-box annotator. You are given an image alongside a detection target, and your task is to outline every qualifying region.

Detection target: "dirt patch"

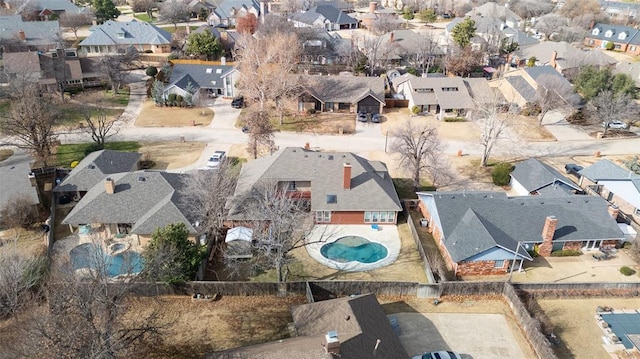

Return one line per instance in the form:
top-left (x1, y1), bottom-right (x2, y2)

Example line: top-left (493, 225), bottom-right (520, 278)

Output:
top-left (125, 295), bottom-right (306, 358)
top-left (278, 113), bottom-right (355, 134)
top-left (135, 101), bottom-right (213, 127)
top-left (381, 111), bottom-right (481, 142)
top-left (138, 141), bottom-right (206, 170)
top-left (442, 155), bottom-right (508, 192)
top-left (509, 115), bottom-right (556, 141)
top-left (537, 298), bottom-right (640, 359)
top-left (0, 149), bottom-right (14, 162)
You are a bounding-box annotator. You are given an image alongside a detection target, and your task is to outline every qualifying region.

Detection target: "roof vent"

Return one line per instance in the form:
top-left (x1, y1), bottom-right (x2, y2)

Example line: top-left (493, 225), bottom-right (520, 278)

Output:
top-left (88, 165), bottom-right (95, 169)
top-left (138, 176), bottom-right (146, 182)
top-left (326, 195), bottom-right (337, 204)
top-left (328, 155), bottom-right (334, 160)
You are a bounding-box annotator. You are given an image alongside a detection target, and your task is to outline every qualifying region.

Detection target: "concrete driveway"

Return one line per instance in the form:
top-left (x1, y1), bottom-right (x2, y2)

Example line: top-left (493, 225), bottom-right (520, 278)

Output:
top-left (393, 312), bottom-right (528, 359)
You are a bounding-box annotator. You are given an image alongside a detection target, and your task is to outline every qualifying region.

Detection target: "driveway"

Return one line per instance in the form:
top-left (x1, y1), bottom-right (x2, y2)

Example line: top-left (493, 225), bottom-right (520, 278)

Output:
top-left (542, 110), bottom-right (593, 141)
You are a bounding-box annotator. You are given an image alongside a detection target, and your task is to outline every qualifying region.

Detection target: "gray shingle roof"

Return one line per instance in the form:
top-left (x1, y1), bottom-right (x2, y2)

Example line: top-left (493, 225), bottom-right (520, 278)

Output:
top-left (62, 171), bottom-right (196, 235)
top-left (518, 41), bottom-right (616, 69)
top-left (228, 147), bottom-right (401, 219)
top-left (407, 76), bottom-right (475, 109)
top-left (302, 74), bottom-right (385, 104)
top-left (419, 191), bottom-right (624, 262)
top-left (213, 0), bottom-right (260, 19)
top-left (0, 151), bottom-right (39, 212)
top-left (79, 20), bottom-right (172, 47)
top-left (465, 2), bottom-right (522, 22)
top-left (506, 75), bottom-right (536, 102)
top-left (510, 158), bottom-right (581, 195)
top-left (307, 4), bottom-right (358, 25)
top-left (503, 27), bottom-right (539, 47)
top-left (166, 64), bottom-right (236, 92)
top-left (54, 150), bottom-right (142, 193)
top-left (588, 23), bottom-right (640, 46)
top-left (207, 294), bottom-right (408, 359)
top-left (0, 16), bottom-right (60, 46)
top-left (578, 159), bottom-right (640, 182)
top-left (31, 0), bottom-right (81, 13)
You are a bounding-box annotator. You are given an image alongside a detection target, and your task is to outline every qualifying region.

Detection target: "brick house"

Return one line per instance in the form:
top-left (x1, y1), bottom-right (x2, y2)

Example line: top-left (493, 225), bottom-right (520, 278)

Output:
top-left (509, 158), bottom-right (582, 196)
top-left (79, 20), bottom-right (172, 55)
top-left (416, 191), bottom-right (624, 277)
top-left (583, 23), bottom-right (640, 56)
top-left (226, 147), bottom-right (402, 225)
top-left (298, 75), bottom-right (386, 114)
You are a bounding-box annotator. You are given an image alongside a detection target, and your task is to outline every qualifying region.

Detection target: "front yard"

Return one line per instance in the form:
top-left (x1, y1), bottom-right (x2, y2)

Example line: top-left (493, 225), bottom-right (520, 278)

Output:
top-left (135, 101), bottom-right (214, 127)
top-left (237, 111), bottom-right (355, 134)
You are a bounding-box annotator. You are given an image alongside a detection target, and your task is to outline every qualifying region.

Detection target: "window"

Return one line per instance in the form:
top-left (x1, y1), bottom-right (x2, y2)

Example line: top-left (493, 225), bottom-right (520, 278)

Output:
top-left (387, 211), bottom-right (395, 223)
top-left (380, 211), bottom-right (387, 222)
top-left (316, 211), bottom-right (331, 223)
top-left (415, 88), bottom-right (434, 93)
top-left (494, 260), bottom-right (504, 268)
top-left (619, 32), bottom-right (627, 40)
top-left (364, 211), bottom-right (395, 223)
top-left (364, 212), bottom-right (371, 222)
top-left (592, 28), bottom-right (600, 36)
top-left (632, 46), bottom-right (637, 52)
top-left (441, 87), bottom-right (458, 92)
top-left (289, 181), bottom-right (297, 190)
top-left (371, 212), bottom-right (379, 222)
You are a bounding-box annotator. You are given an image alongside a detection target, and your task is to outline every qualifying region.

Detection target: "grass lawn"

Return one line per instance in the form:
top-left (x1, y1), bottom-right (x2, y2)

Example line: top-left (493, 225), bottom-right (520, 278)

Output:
top-left (58, 104), bottom-right (123, 127)
top-left (102, 88), bottom-right (130, 107)
top-left (0, 149), bottom-right (14, 162)
top-left (237, 112), bottom-right (355, 134)
top-left (0, 100), bottom-right (9, 118)
top-left (136, 101), bottom-right (213, 127)
top-left (55, 142), bottom-right (141, 167)
top-left (161, 25), bottom-right (199, 33)
top-left (392, 178), bottom-right (436, 200)
top-left (134, 13), bottom-right (153, 22)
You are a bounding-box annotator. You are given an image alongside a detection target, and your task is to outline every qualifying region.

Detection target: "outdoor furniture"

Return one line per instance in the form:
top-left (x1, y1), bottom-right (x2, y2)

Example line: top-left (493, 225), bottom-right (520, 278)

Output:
top-left (371, 224), bottom-right (379, 231)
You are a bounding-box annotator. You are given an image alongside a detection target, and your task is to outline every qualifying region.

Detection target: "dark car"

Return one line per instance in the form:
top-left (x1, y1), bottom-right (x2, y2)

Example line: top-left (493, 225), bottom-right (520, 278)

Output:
top-left (357, 111), bottom-right (368, 122)
top-left (371, 113), bottom-right (381, 123)
top-left (231, 96), bottom-right (244, 108)
top-left (564, 163), bottom-right (583, 176)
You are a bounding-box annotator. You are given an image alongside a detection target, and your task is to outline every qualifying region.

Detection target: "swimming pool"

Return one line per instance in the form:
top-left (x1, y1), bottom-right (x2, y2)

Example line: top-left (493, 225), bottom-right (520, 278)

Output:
top-left (70, 243), bottom-right (143, 278)
top-left (320, 235), bottom-right (388, 264)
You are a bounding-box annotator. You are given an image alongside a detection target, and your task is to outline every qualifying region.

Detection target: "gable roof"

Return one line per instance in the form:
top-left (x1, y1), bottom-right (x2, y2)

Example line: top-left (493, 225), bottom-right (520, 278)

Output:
top-left (213, 0), bottom-right (260, 19)
top-left (29, 0), bottom-right (82, 13)
top-left (228, 147), bottom-right (401, 219)
top-left (79, 20), bottom-right (172, 47)
top-left (464, 77), bottom-right (501, 104)
top-left (54, 150), bottom-right (142, 193)
top-left (588, 23), bottom-right (640, 45)
top-left (62, 171), bottom-right (196, 235)
top-left (379, 29), bottom-right (445, 60)
top-left (0, 16), bottom-right (60, 47)
top-left (165, 64), bottom-right (236, 92)
top-left (518, 41), bottom-right (616, 69)
top-left (418, 191), bottom-right (624, 261)
top-left (406, 76), bottom-right (475, 109)
top-left (301, 74), bottom-right (385, 104)
top-left (579, 159), bottom-right (640, 182)
top-left (206, 294), bottom-right (408, 359)
top-left (309, 4), bottom-right (358, 24)
top-left (510, 158), bottom-right (581, 196)
top-left (505, 75), bottom-right (537, 102)
top-left (466, 2), bottom-right (522, 22)
top-left (503, 27), bottom-right (539, 47)
top-left (3, 52), bottom-right (42, 76)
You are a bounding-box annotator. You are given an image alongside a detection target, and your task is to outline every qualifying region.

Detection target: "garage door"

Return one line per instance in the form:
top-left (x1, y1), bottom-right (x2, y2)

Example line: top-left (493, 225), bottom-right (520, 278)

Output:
top-left (357, 95), bottom-right (381, 113)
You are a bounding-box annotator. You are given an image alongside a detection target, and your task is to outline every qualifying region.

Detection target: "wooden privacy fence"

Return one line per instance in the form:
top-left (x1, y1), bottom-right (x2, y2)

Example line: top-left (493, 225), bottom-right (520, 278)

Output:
top-left (385, 99), bottom-right (409, 108)
top-left (406, 211), bottom-right (436, 284)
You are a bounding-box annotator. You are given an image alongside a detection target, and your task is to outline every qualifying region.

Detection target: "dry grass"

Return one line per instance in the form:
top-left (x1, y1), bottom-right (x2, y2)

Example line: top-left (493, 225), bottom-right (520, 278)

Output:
top-left (536, 298), bottom-right (640, 359)
top-left (135, 101), bottom-right (213, 127)
top-left (0, 227), bottom-right (45, 255)
top-left (0, 149), bottom-right (14, 162)
top-left (138, 142), bottom-right (206, 170)
top-left (508, 115), bottom-right (556, 141)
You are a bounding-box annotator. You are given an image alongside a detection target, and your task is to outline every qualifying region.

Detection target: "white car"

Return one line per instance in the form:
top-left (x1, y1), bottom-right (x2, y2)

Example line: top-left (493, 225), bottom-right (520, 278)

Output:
top-left (413, 351), bottom-right (462, 359)
top-left (602, 121), bottom-right (629, 129)
top-left (207, 151), bottom-right (226, 168)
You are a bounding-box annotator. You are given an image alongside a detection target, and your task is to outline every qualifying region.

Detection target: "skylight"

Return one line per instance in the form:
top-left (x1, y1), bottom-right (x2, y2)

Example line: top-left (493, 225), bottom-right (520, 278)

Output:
top-left (206, 68), bottom-right (213, 74)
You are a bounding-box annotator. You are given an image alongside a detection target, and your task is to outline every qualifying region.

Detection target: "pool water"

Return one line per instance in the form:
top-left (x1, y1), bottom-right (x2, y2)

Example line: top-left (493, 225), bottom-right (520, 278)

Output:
top-left (71, 243), bottom-right (143, 277)
top-left (320, 236), bottom-right (388, 264)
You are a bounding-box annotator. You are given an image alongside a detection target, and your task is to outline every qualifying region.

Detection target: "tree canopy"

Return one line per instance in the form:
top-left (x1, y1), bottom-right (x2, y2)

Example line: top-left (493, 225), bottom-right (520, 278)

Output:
top-left (573, 66), bottom-right (637, 100)
top-left (186, 31), bottom-right (223, 60)
top-left (451, 17), bottom-right (476, 48)
top-left (417, 9), bottom-right (437, 24)
top-left (92, 0), bottom-right (120, 24)
top-left (143, 223), bottom-right (205, 283)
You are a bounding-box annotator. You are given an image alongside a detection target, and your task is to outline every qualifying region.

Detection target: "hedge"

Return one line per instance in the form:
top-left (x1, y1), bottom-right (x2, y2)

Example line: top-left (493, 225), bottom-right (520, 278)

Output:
top-left (550, 249), bottom-right (582, 257)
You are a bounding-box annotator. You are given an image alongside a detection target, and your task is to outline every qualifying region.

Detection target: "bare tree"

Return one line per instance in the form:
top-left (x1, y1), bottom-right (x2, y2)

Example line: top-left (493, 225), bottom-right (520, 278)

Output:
top-left (509, 0), bottom-right (554, 19)
top-left (445, 46), bottom-right (482, 77)
top-left (59, 12), bottom-right (92, 39)
top-left (534, 74), bottom-right (578, 124)
top-left (371, 14), bottom-right (402, 35)
top-left (389, 120), bottom-right (452, 191)
top-left (80, 103), bottom-right (124, 149)
top-left (0, 84), bottom-right (61, 166)
top-left (535, 14), bottom-right (568, 40)
top-left (159, 0), bottom-right (191, 29)
top-left (472, 95), bottom-right (516, 167)
top-left (405, 32), bottom-right (441, 74)
top-left (355, 33), bottom-right (394, 76)
top-left (0, 194), bottom-right (40, 229)
top-left (0, 246), bottom-right (47, 319)
top-left (591, 90), bottom-right (639, 136)
top-left (99, 48), bottom-right (140, 95)
top-left (258, 13), bottom-right (294, 35)
top-left (559, 0), bottom-right (604, 20)
top-left (130, 0), bottom-right (155, 19)
top-left (245, 108), bottom-right (276, 159)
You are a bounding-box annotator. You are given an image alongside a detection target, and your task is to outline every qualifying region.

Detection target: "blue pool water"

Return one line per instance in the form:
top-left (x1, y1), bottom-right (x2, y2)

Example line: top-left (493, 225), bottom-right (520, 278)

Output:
top-left (320, 236), bottom-right (388, 263)
top-left (71, 243), bottom-right (143, 277)
top-left (601, 312), bottom-right (640, 349)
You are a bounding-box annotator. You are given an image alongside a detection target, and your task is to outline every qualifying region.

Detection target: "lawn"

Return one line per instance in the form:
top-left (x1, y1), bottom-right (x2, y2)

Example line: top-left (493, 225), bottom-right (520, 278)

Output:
top-left (161, 25), bottom-right (200, 33)
top-left (55, 142), bottom-right (141, 167)
top-left (237, 112), bottom-right (355, 134)
top-left (135, 101), bottom-right (213, 127)
top-left (0, 149), bottom-right (14, 162)
top-left (134, 13), bottom-right (154, 22)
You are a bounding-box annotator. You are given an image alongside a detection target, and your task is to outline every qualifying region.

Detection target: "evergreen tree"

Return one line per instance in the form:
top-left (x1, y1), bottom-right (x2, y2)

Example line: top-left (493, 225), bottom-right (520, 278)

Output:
top-left (451, 17), bottom-right (476, 48)
top-left (92, 0), bottom-right (120, 24)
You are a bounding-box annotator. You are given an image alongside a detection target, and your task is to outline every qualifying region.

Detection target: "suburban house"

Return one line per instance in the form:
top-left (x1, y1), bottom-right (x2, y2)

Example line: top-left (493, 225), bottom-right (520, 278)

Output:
top-left (493, 65), bottom-right (574, 107)
top-left (510, 158), bottom-right (583, 197)
top-left (416, 191), bottom-right (624, 276)
top-left (298, 28), bottom-right (352, 65)
top-left (15, 0), bottom-right (86, 21)
top-left (355, 1), bottom-right (397, 29)
top-left (54, 150), bottom-right (142, 198)
top-left (0, 151), bottom-right (40, 219)
top-left (615, 61), bottom-right (640, 88)
top-left (393, 74), bottom-right (476, 119)
top-left (0, 16), bottom-right (60, 50)
top-left (378, 29), bottom-right (445, 67)
top-left (3, 49), bottom-right (106, 89)
top-left (465, 1), bottom-right (522, 29)
top-left (206, 293), bottom-right (408, 358)
top-left (577, 159), bottom-right (640, 220)
top-left (298, 74), bottom-right (386, 114)
top-left (513, 41), bottom-right (617, 77)
top-left (226, 147), bottom-right (402, 225)
top-left (207, 0), bottom-right (262, 27)
top-left (62, 171), bottom-right (198, 246)
top-left (78, 20), bottom-right (172, 55)
top-left (584, 23), bottom-right (640, 56)
top-left (600, 0), bottom-right (640, 22)
top-left (162, 63), bottom-right (238, 100)
top-left (289, 3), bottom-right (358, 30)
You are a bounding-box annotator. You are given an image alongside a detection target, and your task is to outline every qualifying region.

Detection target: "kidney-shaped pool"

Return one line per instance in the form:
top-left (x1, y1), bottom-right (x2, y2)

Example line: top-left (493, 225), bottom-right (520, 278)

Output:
top-left (320, 235), bottom-right (388, 264)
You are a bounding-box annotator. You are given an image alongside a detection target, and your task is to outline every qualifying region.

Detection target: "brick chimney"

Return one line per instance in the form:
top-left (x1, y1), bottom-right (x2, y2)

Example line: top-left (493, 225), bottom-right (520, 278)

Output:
top-left (608, 205), bottom-right (619, 220)
top-left (389, 31), bottom-right (394, 43)
top-left (105, 178), bottom-right (115, 194)
top-left (550, 51), bottom-right (558, 69)
top-left (538, 216), bottom-right (557, 257)
top-left (369, 1), bottom-right (377, 14)
top-left (304, 142), bottom-right (310, 150)
top-left (343, 163), bottom-right (351, 190)
top-left (323, 331), bottom-right (340, 355)
top-left (18, 30), bottom-right (26, 42)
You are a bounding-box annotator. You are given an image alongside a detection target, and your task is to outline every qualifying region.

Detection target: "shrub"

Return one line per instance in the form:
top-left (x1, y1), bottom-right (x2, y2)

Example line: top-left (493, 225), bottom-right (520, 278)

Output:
top-left (144, 49), bottom-right (153, 54)
top-left (406, 67), bottom-right (417, 76)
top-left (176, 95), bottom-right (184, 106)
top-left (444, 117), bottom-right (466, 122)
top-left (550, 249), bottom-right (583, 257)
top-left (167, 93), bottom-right (177, 106)
top-left (411, 106), bottom-right (420, 114)
top-left (0, 194), bottom-right (40, 228)
top-left (620, 266), bottom-right (636, 276)
top-left (491, 162), bottom-right (514, 186)
top-left (145, 66), bottom-right (158, 78)
top-left (605, 41), bottom-right (615, 50)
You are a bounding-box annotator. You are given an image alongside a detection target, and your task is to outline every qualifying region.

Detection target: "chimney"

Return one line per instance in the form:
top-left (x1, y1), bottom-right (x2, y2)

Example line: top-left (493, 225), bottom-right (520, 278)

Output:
top-left (259, 1), bottom-right (265, 23)
top-left (538, 216), bottom-right (557, 257)
top-left (389, 31), bottom-right (394, 43)
top-left (369, 1), bottom-right (377, 14)
top-left (105, 178), bottom-right (115, 194)
top-left (220, 56), bottom-right (226, 65)
top-left (550, 51), bottom-right (558, 69)
top-left (304, 142), bottom-right (310, 150)
top-left (18, 30), bottom-right (26, 42)
top-left (324, 331), bottom-right (340, 355)
top-left (608, 205), bottom-right (619, 220)
top-left (343, 163), bottom-right (351, 190)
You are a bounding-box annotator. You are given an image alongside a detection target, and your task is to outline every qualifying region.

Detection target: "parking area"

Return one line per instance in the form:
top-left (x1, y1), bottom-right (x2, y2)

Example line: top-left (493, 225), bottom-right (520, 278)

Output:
top-left (393, 313), bottom-right (529, 359)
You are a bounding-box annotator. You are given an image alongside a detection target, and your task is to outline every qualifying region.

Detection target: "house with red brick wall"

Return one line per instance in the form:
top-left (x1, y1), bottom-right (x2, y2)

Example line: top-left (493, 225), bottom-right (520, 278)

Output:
top-left (416, 191), bottom-right (624, 277)
top-left (226, 147), bottom-right (402, 225)
top-left (584, 23), bottom-right (640, 56)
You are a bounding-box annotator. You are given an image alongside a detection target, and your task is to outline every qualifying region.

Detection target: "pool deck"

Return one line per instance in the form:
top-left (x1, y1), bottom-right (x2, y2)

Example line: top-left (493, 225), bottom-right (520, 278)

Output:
top-left (305, 225), bottom-right (401, 272)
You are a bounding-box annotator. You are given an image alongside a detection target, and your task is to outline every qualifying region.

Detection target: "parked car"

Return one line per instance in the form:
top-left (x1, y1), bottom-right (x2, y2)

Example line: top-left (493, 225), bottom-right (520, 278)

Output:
top-left (357, 111), bottom-right (368, 122)
top-left (602, 120), bottom-right (628, 129)
top-left (564, 163), bottom-right (583, 176)
top-left (241, 125), bottom-right (249, 133)
top-left (413, 351), bottom-right (462, 359)
top-left (231, 96), bottom-right (244, 108)
top-left (371, 113), bottom-right (381, 123)
top-left (207, 151), bottom-right (226, 168)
